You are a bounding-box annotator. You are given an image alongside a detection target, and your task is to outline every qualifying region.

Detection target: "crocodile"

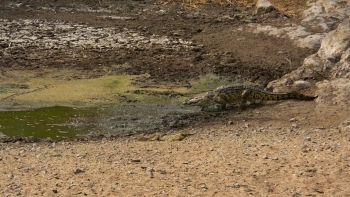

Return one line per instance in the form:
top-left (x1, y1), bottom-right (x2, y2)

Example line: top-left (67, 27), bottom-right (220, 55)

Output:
top-left (183, 84), bottom-right (317, 111)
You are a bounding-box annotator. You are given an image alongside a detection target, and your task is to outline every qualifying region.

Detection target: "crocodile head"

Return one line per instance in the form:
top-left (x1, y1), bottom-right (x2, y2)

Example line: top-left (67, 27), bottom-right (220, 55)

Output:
top-left (183, 91), bottom-right (216, 108)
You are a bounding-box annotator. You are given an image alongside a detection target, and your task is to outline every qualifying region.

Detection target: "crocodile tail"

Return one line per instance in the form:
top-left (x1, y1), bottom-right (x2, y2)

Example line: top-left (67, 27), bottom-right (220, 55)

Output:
top-left (287, 92), bottom-right (318, 100)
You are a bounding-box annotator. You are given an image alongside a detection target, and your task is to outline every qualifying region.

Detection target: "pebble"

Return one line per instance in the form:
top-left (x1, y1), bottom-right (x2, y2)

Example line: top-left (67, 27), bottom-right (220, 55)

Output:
top-left (291, 124), bottom-right (298, 128)
top-left (290, 118), bottom-right (297, 122)
top-left (74, 169), bottom-right (85, 174)
top-left (226, 183), bottom-right (240, 188)
top-left (131, 159), bottom-right (141, 163)
top-left (293, 80), bottom-right (311, 90)
top-left (87, 182), bottom-right (94, 188)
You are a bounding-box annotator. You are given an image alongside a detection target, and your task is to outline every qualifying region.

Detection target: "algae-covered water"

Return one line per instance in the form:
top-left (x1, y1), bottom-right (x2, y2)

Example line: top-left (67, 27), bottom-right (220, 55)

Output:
top-left (0, 74), bottom-right (234, 141)
top-left (0, 104), bottom-right (199, 141)
top-left (0, 106), bottom-right (101, 140)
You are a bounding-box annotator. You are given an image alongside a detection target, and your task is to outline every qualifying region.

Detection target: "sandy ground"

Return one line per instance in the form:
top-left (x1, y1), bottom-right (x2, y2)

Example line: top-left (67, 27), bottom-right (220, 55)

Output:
top-left (1, 101), bottom-right (349, 196)
top-left (1, 120), bottom-right (349, 196)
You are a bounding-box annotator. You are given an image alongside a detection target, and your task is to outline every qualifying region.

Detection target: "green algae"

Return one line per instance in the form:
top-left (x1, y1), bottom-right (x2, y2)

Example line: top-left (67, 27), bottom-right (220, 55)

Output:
top-left (0, 106), bottom-right (99, 140)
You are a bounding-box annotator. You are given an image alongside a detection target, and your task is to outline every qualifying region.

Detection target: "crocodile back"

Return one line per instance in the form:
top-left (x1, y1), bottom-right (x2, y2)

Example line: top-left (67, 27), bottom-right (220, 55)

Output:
top-left (215, 85), bottom-right (316, 101)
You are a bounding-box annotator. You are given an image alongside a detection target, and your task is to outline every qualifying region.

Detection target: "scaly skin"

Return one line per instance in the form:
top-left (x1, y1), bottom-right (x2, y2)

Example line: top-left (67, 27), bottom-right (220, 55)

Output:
top-left (183, 84), bottom-right (317, 111)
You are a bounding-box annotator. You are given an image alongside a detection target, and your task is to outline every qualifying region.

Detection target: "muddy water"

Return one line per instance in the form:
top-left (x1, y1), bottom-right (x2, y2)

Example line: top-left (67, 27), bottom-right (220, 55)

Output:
top-left (0, 103), bottom-right (202, 141)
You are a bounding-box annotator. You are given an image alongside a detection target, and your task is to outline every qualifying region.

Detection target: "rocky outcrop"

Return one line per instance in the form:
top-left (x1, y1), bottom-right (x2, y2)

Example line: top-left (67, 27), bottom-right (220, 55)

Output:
top-left (268, 18), bottom-right (350, 91)
top-left (267, 18), bottom-right (350, 123)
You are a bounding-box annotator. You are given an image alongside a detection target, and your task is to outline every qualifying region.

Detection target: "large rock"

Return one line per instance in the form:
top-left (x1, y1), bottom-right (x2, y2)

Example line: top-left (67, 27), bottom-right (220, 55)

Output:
top-left (317, 19), bottom-right (350, 74)
top-left (315, 78), bottom-right (350, 124)
top-left (255, 0), bottom-right (277, 15)
top-left (268, 19), bottom-right (350, 91)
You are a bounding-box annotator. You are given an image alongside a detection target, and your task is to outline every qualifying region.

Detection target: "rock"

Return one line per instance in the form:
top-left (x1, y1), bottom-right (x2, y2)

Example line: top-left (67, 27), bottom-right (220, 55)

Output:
top-left (289, 118), bottom-right (297, 122)
top-left (292, 80), bottom-right (311, 90)
top-left (226, 183), bottom-right (240, 188)
top-left (338, 118), bottom-right (350, 133)
top-left (74, 169), bottom-right (85, 174)
top-left (316, 78), bottom-right (350, 121)
top-left (292, 192), bottom-right (301, 197)
top-left (255, 0), bottom-right (277, 15)
top-left (318, 19), bottom-right (350, 74)
top-left (302, 0), bottom-right (350, 30)
top-left (268, 19), bottom-right (350, 92)
top-left (159, 169), bottom-right (167, 174)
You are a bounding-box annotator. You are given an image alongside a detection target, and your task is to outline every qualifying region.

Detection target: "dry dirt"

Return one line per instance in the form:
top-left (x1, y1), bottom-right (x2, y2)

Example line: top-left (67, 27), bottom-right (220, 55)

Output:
top-left (0, 0), bottom-right (349, 196)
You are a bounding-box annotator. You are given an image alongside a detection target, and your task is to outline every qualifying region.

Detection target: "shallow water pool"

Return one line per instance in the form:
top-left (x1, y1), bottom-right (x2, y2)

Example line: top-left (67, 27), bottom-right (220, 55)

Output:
top-left (0, 106), bottom-right (100, 140)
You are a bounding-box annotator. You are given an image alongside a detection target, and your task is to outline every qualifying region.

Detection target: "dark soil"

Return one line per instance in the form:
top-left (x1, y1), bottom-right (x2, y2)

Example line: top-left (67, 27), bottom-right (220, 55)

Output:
top-left (0, 0), bottom-right (315, 87)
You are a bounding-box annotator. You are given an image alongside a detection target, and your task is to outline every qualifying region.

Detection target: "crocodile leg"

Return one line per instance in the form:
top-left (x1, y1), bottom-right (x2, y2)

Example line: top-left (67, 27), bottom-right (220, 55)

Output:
top-left (239, 89), bottom-right (251, 110)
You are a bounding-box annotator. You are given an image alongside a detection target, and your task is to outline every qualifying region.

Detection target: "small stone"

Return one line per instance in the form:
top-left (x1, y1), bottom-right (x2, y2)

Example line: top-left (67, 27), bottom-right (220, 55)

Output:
top-left (160, 169), bottom-right (167, 174)
top-left (209, 147), bottom-right (214, 151)
top-left (272, 157), bottom-right (278, 160)
top-left (305, 137), bottom-right (311, 141)
top-left (290, 118), bottom-right (297, 122)
top-left (263, 154), bottom-right (268, 159)
top-left (292, 192), bottom-right (301, 197)
top-left (199, 183), bottom-right (207, 189)
top-left (293, 80), bottom-right (311, 90)
top-left (141, 166), bottom-right (147, 170)
top-left (301, 144), bottom-right (308, 148)
top-left (88, 182), bottom-right (94, 188)
top-left (150, 172), bottom-right (155, 178)
top-left (74, 169), bottom-right (85, 174)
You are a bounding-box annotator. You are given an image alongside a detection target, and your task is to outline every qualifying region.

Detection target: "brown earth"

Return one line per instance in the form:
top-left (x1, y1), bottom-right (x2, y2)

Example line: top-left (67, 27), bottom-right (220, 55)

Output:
top-left (0, 0), bottom-right (349, 196)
